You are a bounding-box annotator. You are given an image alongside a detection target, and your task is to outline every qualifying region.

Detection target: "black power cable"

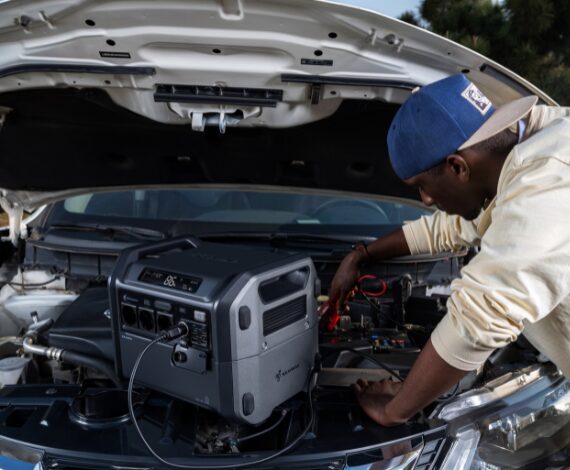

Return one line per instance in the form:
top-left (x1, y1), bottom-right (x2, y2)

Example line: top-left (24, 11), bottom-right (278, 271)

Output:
top-left (127, 324), bottom-right (317, 469)
top-left (236, 409), bottom-right (288, 444)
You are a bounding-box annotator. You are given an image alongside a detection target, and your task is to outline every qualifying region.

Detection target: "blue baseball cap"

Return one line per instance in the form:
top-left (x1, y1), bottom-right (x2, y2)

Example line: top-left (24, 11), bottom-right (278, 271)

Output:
top-left (387, 74), bottom-right (536, 180)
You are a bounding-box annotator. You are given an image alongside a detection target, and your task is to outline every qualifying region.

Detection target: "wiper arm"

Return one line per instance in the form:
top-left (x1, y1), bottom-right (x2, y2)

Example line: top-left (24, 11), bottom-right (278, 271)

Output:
top-left (49, 223), bottom-right (166, 240)
top-left (198, 231), bottom-right (376, 245)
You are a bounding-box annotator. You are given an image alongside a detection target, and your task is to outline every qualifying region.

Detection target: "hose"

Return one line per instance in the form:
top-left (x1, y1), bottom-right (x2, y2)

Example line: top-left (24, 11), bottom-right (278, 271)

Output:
top-left (60, 350), bottom-right (122, 388)
top-left (22, 336), bottom-right (122, 388)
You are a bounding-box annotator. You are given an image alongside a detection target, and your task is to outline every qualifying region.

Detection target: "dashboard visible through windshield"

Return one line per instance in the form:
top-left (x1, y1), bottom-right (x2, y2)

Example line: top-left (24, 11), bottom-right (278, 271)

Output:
top-left (56, 188), bottom-right (430, 229)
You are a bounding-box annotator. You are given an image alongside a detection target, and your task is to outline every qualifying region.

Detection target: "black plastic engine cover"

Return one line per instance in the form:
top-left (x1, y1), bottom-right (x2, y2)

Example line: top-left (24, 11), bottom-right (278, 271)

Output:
top-left (48, 287), bottom-right (114, 362)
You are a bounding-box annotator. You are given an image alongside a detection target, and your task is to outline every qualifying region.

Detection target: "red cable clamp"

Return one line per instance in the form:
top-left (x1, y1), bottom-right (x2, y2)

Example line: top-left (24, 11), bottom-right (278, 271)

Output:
top-left (357, 274), bottom-right (388, 297)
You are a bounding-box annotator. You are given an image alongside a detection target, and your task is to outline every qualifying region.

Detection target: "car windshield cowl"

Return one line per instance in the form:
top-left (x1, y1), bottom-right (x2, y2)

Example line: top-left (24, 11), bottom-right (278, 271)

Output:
top-left (197, 231), bottom-right (377, 246)
top-left (48, 223), bottom-right (166, 241)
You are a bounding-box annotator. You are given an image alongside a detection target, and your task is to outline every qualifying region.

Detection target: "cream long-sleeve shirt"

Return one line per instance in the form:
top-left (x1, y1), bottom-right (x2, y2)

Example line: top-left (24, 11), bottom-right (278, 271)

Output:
top-left (402, 105), bottom-right (570, 378)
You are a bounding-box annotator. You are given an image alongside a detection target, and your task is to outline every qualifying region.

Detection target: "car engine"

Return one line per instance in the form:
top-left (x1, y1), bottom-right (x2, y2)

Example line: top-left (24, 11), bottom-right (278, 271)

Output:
top-left (0, 234), bottom-right (542, 457)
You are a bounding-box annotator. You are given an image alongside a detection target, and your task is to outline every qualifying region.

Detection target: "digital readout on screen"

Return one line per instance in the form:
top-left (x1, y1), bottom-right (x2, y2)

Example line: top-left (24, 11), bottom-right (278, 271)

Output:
top-left (140, 269), bottom-right (202, 293)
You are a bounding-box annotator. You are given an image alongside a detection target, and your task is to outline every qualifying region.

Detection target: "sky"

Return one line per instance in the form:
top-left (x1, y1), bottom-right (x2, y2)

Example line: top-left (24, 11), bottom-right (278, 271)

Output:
top-left (331, 0), bottom-right (421, 19)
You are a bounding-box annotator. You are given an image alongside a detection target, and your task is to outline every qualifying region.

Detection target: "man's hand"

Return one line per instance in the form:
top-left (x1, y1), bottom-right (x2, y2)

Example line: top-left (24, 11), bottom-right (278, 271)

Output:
top-left (329, 228), bottom-right (410, 309)
top-left (352, 340), bottom-right (469, 427)
top-left (329, 250), bottom-right (366, 309)
top-left (352, 379), bottom-right (405, 426)
top-left (354, 378), bottom-right (403, 396)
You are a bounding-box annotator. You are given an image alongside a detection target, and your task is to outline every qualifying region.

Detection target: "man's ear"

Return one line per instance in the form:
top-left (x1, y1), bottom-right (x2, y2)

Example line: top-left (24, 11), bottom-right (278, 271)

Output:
top-left (445, 154), bottom-right (470, 182)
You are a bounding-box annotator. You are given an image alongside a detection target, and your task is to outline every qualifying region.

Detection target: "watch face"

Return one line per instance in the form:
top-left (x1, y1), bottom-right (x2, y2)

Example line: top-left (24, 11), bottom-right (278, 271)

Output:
top-left (353, 242), bottom-right (370, 260)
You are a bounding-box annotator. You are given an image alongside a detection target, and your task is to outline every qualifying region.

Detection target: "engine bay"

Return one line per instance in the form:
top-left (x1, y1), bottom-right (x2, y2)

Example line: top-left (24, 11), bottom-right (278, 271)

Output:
top-left (0, 233), bottom-right (543, 462)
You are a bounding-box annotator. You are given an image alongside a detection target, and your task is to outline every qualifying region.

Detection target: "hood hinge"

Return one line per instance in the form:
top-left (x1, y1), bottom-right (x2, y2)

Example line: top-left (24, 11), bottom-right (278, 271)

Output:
top-left (0, 195), bottom-right (26, 246)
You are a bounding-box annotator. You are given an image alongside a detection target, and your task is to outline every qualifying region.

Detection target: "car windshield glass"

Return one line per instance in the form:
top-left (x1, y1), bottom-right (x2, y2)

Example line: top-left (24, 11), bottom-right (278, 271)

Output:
top-left (56, 189), bottom-right (429, 228)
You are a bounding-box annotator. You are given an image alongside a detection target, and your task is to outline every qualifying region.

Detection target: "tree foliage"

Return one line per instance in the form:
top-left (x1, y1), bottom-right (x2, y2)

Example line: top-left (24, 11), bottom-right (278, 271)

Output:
top-left (401, 0), bottom-right (570, 104)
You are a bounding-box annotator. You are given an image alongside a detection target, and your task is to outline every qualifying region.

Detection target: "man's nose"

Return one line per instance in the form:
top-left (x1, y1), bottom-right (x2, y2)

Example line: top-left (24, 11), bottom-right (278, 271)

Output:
top-left (419, 189), bottom-right (435, 206)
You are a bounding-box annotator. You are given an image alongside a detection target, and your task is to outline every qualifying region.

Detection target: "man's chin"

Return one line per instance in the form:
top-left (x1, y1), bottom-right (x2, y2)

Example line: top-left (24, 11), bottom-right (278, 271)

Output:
top-left (443, 207), bottom-right (480, 220)
top-left (461, 207), bottom-right (482, 220)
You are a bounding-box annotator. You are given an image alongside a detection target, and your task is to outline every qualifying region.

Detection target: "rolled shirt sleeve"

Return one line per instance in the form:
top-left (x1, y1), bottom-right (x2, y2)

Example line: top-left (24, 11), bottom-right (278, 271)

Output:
top-left (403, 211), bottom-right (482, 256)
top-left (432, 150), bottom-right (570, 371)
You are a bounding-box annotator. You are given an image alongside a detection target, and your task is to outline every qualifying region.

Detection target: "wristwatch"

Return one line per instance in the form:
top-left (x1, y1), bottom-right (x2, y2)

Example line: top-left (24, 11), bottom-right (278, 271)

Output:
top-left (352, 241), bottom-right (371, 262)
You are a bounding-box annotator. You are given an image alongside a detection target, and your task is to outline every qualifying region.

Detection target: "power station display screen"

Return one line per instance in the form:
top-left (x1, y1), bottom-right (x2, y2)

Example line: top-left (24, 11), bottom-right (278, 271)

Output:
top-left (140, 268), bottom-right (202, 293)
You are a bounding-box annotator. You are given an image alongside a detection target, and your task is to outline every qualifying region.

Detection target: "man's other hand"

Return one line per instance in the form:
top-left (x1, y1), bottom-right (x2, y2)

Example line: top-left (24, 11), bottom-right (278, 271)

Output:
top-left (329, 228), bottom-right (410, 308)
top-left (329, 251), bottom-right (365, 309)
top-left (352, 379), bottom-right (405, 427)
top-left (352, 340), bottom-right (469, 427)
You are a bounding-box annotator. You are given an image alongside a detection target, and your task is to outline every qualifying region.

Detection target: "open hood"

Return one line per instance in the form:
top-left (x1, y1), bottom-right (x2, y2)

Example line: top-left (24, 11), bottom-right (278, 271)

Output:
top-left (0, 0), bottom-right (555, 209)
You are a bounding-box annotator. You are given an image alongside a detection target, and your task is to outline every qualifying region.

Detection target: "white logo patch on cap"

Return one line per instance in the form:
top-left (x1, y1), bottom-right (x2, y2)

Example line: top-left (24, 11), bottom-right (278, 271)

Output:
top-left (461, 83), bottom-right (492, 115)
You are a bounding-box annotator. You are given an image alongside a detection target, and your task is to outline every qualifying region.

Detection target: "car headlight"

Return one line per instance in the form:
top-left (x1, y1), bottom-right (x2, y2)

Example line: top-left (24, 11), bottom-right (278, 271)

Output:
top-left (438, 364), bottom-right (570, 469)
top-left (0, 438), bottom-right (43, 469)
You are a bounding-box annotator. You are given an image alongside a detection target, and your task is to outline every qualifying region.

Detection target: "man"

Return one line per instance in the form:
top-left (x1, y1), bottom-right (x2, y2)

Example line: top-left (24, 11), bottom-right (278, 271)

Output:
top-left (329, 74), bottom-right (570, 426)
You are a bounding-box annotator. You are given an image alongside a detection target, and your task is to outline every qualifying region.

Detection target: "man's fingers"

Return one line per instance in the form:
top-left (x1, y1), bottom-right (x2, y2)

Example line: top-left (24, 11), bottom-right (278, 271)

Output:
top-left (337, 289), bottom-right (356, 313)
top-left (389, 380), bottom-right (404, 394)
top-left (351, 383), bottom-right (363, 394)
top-left (382, 379), bottom-right (403, 393)
top-left (356, 378), bottom-right (369, 389)
top-left (364, 379), bottom-right (403, 397)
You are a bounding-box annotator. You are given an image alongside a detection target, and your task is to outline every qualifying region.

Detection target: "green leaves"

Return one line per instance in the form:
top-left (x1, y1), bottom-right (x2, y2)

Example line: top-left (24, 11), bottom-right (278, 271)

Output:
top-left (400, 0), bottom-right (570, 104)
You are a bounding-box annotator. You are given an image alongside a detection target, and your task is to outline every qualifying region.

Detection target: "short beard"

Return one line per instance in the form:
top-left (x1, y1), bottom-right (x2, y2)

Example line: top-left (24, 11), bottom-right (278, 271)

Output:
top-left (463, 206), bottom-right (483, 220)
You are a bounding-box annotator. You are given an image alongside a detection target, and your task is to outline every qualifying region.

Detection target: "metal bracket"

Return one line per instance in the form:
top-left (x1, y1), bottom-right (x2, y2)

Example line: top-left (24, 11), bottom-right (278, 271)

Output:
top-left (190, 112), bottom-right (229, 133)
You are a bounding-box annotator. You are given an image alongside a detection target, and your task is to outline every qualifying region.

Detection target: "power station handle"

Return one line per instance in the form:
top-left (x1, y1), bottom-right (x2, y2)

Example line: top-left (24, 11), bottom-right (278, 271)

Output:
top-left (123, 236), bottom-right (201, 266)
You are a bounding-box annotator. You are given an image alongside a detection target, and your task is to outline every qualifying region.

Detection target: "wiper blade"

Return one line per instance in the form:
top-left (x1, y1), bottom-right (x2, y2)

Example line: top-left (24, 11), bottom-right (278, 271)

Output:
top-left (198, 231), bottom-right (375, 245)
top-left (49, 223), bottom-right (166, 240)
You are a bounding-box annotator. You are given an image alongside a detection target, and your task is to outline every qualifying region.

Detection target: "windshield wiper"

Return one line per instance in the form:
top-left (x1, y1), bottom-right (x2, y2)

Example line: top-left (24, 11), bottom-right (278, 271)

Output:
top-left (198, 231), bottom-right (376, 245)
top-left (49, 223), bottom-right (166, 240)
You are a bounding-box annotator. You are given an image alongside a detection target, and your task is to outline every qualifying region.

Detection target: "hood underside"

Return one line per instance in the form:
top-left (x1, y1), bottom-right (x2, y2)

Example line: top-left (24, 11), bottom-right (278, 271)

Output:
top-left (0, 88), bottom-right (419, 203)
top-left (0, 0), bottom-right (554, 206)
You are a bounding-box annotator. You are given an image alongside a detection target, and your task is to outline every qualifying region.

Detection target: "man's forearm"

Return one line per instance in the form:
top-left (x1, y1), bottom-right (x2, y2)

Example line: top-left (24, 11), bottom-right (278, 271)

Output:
top-left (356, 227), bottom-right (411, 265)
top-left (384, 339), bottom-right (468, 425)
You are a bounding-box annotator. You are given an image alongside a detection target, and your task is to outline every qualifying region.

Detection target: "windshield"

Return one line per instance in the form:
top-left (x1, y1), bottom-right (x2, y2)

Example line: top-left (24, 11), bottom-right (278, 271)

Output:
top-left (54, 188), bottom-right (429, 226)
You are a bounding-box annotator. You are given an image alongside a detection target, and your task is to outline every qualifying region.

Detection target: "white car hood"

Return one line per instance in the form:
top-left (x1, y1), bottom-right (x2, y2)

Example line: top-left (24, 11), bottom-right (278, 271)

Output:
top-left (0, 0), bottom-right (555, 211)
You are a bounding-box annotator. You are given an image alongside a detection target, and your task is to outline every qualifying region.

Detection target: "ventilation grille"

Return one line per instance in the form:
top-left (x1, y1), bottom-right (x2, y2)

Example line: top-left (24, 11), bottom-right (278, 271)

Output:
top-left (263, 296), bottom-right (306, 336)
